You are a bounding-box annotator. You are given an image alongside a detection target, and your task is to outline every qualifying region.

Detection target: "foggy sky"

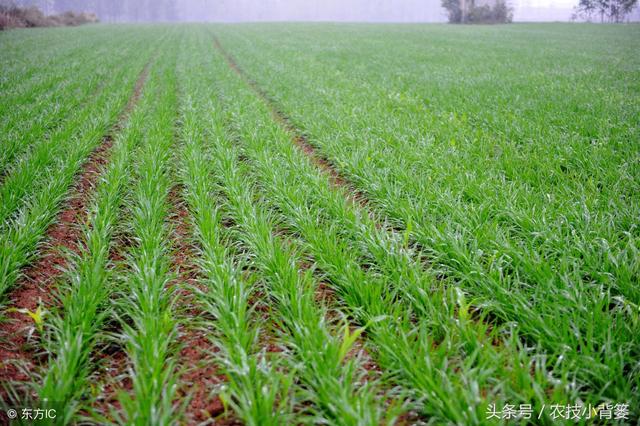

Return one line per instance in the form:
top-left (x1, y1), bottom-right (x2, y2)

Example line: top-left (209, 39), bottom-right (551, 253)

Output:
top-left (176, 0), bottom-right (581, 22)
top-left (7, 0), bottom-right (640, 22)
top-left (168, 0), bottom-right (640, 22)
top-left (177, 0), bottom-right (448, 22)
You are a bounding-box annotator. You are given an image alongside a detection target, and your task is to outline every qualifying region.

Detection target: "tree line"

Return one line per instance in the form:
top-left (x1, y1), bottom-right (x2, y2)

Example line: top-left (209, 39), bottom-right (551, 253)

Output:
top-left (7, 0), bottom-right (180, 22)
top-left (573, 0), bottom-right (638, 22)
top-left (441, 0), bottom-right (512, 23)
top-left (441, 0), bottom-right (637, 23)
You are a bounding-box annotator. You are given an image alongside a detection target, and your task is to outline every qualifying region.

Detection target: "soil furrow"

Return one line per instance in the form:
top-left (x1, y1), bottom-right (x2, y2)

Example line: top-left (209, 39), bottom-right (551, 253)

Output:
top-left (212, 38), bottom-right (510, 353)
top-left (167, 186), bottom-right (230, 424)
top-left (0, 61), bottom-right (151, 403)
top-left (212, 64), bottom-right (396, 406)
top-left (0, 140), bottom-right (112, 399)
top-left (211, 37), bottom-right (369, 207)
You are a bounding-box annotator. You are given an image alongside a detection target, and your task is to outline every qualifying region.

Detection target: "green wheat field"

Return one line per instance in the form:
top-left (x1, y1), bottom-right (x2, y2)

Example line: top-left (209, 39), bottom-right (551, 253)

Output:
top-left (0, 23), bottom-right (638, 425)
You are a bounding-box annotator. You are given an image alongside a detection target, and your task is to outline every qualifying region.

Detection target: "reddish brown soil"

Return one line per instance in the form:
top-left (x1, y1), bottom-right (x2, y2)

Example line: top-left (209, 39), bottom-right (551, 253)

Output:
top-left (167, 186), bottom-right (235, 424)
top-left (0, 139), bottom-right (112, 398)
top-left (0, 61), bottom-right (151, 407)
top-left (212, 38), bottom-right (416, 420)
top-left (87, 226), bottom-right (137, 419)
top-left (91, 348), bottom-right (131, 416)
top-left (84, 62), bottom-right (164, 420)
top-left (214, 37), bottom-right (515, 425)
top-left (212, 36), bottom-right (370, 213)
top-left (124, 62), bottom-right (151, 117)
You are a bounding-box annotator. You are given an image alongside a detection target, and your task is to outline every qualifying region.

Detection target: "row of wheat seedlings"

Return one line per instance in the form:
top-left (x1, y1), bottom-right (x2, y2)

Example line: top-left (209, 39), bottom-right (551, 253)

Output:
top-left (206, 33), bottom-right (567, 424)
top-left (32, 57), bottom-right (157, 425)
top-left (113, 42), bottom-right (182, 426)
top-left (209, 117), bottom-right (385, 425)
top-left (0, 33), bottom-right (163, 303)
top-left (0, 29), bottom-right (143, 173)
top-left (183, 39), bottom-right (387, 426)
top-left (175, 31), bottom-right (291, 425)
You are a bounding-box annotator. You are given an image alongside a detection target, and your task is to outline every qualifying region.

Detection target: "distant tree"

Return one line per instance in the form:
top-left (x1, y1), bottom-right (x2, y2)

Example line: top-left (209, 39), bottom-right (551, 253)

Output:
top-left (574, 0), bottom-right (638, 22)
top-left (442, 0), bottom-right (512, 23)
top-left (442, 0), bottom-right (462, 22)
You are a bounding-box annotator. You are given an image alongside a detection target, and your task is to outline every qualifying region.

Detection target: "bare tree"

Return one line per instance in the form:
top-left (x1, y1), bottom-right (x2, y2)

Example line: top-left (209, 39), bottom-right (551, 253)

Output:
top-left (441, 0), bottom-right (512, 23)
top-left (575, 0), bottom-right (638, 22)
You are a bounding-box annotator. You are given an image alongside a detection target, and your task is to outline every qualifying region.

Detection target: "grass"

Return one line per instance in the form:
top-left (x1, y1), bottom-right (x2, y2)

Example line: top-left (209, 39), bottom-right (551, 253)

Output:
top-left (203, 83), bottom-right (386, 426)
top-left (112, 41), bottom-right (182, 425)
top-left (36, 47), bottom-right (154, 423)
top-left (0, 28), bottom-right (161, 303)
top-left (0, 22), bottom-right (637, 425)
top-left (0, 34), bottom-right (129, 173)
top-left (206, 35), bottom-right (565, 423)
top-left (176, 29), bottom-right (293, 425)
top-left (215, 22), bottom-right (640, 417)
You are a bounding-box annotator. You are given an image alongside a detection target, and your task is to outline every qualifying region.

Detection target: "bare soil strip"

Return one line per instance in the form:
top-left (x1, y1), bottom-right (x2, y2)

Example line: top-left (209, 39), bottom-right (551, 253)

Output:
top-left (167, 186), bottom-right (229, 424)
top-left (212, 37), bottom-right (370, 211)
top-left (0, 62), bottom-right (151, 402)
top-left (211, 38), bottom-right (429, 421)
top-left (214, 56), bottom-right (400, 416)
